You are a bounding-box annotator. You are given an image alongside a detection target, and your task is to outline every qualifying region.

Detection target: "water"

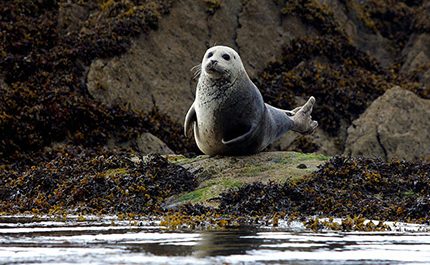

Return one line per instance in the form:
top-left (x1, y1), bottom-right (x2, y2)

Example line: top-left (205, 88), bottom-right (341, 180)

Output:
top-left (1, 216), bottom-right (430, 264)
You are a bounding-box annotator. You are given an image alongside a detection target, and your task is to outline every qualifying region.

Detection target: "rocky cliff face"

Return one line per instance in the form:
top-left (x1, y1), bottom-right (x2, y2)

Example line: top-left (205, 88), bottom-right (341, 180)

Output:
top-left (86, 0), bottom-right (305, 123)
top-left (1, 0), bottom-right (429, 162)
top-left (85, 0), bottom-right (430, 160)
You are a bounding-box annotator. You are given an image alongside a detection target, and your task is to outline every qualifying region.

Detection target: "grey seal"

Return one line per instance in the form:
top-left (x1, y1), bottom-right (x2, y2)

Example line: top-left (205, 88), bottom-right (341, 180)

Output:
top-left (184, 45), bottom-right (318, 155)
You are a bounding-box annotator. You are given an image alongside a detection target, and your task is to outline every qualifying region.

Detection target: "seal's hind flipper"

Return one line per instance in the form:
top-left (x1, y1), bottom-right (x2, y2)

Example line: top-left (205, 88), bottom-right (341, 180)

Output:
top-left (184, 103), bottom-right (196, 137)
top-left (222, 123), bottom-right (256, 146)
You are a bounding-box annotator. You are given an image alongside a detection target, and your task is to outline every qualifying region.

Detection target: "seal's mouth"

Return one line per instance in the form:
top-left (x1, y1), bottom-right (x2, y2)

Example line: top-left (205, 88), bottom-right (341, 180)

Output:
top-left (205, 60), bottom-right (225, 76)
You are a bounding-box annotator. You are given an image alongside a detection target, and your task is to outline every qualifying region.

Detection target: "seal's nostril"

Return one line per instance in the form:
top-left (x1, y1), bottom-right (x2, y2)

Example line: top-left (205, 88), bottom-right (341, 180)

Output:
top-left (211, 60), bottom-right (218, 65)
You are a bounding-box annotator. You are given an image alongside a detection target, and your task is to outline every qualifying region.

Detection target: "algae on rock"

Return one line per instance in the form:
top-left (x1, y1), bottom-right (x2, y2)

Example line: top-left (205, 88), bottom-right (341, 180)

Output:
top-left (168, 151), bottom-right (329, 207)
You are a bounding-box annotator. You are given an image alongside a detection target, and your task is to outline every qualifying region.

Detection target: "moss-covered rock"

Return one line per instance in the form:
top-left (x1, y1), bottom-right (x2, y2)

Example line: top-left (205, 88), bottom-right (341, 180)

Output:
top-left (168, 151), bottom-right (329, 207)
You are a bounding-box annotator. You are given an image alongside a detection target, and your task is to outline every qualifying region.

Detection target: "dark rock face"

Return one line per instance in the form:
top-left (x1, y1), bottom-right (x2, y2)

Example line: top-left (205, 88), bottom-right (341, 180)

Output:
top-left (345, 86), bottom-right (430, 161)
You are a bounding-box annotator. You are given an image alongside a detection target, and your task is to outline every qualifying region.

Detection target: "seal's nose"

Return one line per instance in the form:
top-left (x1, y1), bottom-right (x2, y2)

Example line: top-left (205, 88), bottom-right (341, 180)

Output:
top-left (210, 59), bottom-right (218, 65)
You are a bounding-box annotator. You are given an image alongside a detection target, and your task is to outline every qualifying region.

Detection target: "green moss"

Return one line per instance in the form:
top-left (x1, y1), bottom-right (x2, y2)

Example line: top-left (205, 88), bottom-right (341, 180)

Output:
top-left (178, 187), bottom-right (211, 202)
top-left (178, 178), bottom-right (242, 204)
top-left (240, 164), bottom-right (272, 177)
top-left (289, 152), bottom-right (330, 162)
top-left (403, 190), bottom-right (416, 197)
top-left (101, 168), bottom-right (128, 177)
top-left (167, 155), bottom-right (204, 165)
top-left (171, 152), bottom-right (329, 206)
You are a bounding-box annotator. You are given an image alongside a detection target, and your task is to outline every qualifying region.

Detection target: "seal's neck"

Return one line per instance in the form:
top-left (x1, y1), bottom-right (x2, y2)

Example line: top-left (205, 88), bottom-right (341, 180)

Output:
top-left (201, 75), bottom-right (232, 87)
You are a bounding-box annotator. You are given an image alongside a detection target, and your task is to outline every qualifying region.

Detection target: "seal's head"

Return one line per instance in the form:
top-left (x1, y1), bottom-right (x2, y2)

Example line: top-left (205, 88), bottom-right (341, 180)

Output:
top-left (201, 46), bottom-right (246, 81)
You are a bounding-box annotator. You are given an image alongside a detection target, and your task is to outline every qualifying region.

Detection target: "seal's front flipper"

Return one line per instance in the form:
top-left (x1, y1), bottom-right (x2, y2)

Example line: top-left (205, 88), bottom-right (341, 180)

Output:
top-left (184, 103), bottom-right (196, 137)
top-left (222, 123), bottom-right (256, 146)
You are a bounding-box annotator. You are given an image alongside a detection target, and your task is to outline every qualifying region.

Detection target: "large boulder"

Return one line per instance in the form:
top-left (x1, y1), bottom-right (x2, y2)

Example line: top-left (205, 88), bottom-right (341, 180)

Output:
top-left (344, 86), bottom-right (430, 161)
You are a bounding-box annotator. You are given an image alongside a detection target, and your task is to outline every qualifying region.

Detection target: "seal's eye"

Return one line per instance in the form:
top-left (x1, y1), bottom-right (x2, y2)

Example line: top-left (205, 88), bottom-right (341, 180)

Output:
top-left (222, 54), bottom-right (231, 61)
top-left (207, 52), bottom-right (213, 58)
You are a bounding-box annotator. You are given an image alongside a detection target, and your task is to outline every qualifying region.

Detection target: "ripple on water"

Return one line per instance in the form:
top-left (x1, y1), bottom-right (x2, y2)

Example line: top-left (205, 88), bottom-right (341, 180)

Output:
top-left (0, 216), bottom-right (429, 264)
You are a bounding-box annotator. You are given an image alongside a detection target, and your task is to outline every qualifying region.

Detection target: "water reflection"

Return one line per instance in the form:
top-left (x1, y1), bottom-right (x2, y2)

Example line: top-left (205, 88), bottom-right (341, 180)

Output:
top-left (194, 227), bottom-right (259, 257)
top-left (0, 216), bottom-right (429, 264)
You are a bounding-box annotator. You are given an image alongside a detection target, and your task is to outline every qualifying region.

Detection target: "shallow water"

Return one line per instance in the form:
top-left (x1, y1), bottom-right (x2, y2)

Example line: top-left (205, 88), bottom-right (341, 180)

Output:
top-left (1, 216), bottom-right (430, 264)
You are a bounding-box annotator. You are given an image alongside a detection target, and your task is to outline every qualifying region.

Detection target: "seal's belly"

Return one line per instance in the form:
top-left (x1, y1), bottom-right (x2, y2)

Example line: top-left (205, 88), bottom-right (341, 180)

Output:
top-left (194, 102), bottom-right (255, 154)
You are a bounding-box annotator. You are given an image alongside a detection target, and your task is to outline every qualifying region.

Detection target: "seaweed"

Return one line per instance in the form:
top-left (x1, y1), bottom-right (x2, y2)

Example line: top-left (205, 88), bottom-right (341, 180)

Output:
top-left (361, 0), bottom-right (417, 50)
top-left (0, 0), bottom-right (200, 164)
top-left (256, 36), bottom-right (390, 137)
top-left (0, 147), bottom-right (197, 215)
top-left (260, 0), bottom-right (429, 147)
top-left (280, 0), bottom-right (344, 36)
top-left (218, 156), bottom-right (430, 223)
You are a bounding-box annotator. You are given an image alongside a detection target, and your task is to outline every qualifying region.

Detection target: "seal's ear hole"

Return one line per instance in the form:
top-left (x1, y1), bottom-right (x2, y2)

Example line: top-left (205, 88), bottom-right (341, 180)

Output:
top-left (222, 54), bottom-right (231, 61)
top-left (207, 52), bottom-right (213, 58)
top-left (233, 55), bottom-right (236, 59)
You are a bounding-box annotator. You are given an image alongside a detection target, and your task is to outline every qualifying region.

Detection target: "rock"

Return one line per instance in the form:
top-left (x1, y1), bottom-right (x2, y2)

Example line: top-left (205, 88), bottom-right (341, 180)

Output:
top-left (136, 133), bottom-right (173, 154)
top-left (168, 151), bottom-right (329, 206)
top-left (235, 0), bottom-right (303, 77)
top-left (269, 128), bottom-right (344, 156)
top-left (87, 0), bottom-right (208, 123)
top-left (327, 0), bottom-right (396, 67)
top-left (344, 86), bottom-right (430, 161)
top-left (84, 0), bottom-right (428, 156)
top-left (86, 0), bottom-right (301, 124)
top-left (58, 2), bottom-right (92, 35)
top-left (401, 33), bottom-right (430, 88)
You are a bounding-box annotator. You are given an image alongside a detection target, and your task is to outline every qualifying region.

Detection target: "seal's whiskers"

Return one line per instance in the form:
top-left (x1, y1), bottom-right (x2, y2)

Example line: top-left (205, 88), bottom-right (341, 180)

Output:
top-left (191, 64), bottom-right (201, 79)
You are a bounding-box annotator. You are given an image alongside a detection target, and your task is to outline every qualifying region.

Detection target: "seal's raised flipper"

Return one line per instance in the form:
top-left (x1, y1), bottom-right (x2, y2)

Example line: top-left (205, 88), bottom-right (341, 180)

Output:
top-left (222, 123), bottom-right (256, 146)
top-left (270, 106), bottom-right (302, 116)
top-left (291, 97), bottom-right (318, 134)
top-left (184, 103), bottom-right (196, 137)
